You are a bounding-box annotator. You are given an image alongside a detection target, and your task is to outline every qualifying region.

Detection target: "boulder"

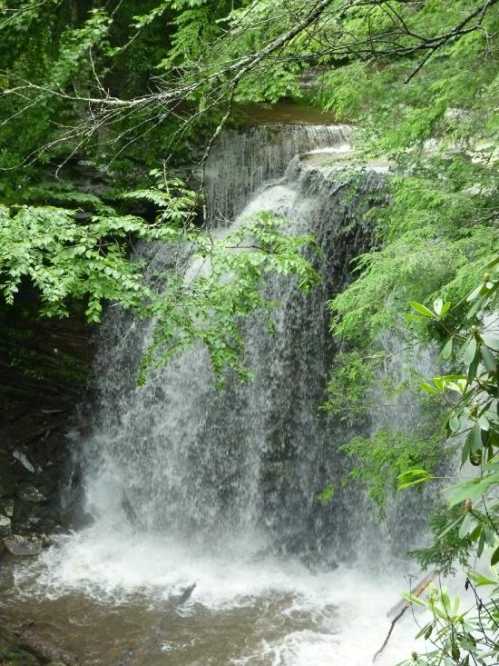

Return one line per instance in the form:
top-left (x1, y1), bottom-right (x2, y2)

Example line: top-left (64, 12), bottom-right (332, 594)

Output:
top-left (0, 499), bottom-right (15, 517)
top-left (2, 535), bottom-right (42, 557)
top-left (0, 514), bottom-right (11, 536)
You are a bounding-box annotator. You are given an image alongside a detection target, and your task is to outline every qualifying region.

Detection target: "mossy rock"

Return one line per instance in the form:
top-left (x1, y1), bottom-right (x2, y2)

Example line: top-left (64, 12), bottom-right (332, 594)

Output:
top-left (0, 627), bottom-right (40, 666)
top-left (0, 646), bottom-right (40, 665)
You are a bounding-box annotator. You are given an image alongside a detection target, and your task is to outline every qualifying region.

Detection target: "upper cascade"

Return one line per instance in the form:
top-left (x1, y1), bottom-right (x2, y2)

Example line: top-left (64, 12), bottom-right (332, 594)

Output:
top-left (204, 124), bottom-right (352, 227)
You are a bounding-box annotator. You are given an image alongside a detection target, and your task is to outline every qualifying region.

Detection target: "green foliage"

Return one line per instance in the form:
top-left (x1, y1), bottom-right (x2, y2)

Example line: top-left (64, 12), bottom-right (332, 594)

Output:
top-left (140, 211), bottom-right (319, 382)
top-left (316, 483), bottom-right (335, 506)
top-left (316, 17), bottom-right (499, 661)
top-left (331, 175), bottom-right (498, 346)
top-left (0, 168), bottom-right (197, 321)
top-left (0, 3), bottom-right (113, 172)
top-left (0, 161), bottom-right (317, 381)
top-left (0, 5), bottom-right (498, 663)
top-left (397, 266), bottom-right (499, 666)
top-left (0, 204), bottom-right (151, 322)
top-left (410, 506), bottom-right (475, 576)
top-left (342, 430), bottom-right (441, 513)
top-left (322, 350), bottom-right (378, 425)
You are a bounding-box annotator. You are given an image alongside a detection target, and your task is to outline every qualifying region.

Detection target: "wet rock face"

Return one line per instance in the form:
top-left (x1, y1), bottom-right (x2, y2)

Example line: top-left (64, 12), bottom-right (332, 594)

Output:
top-left (2, 535), bottom-right (43, 557)
top-left (0, 296), bottom-right (94, 543)
top-left (18, 485), bottom-right (47, 504)
top-left (0, 514), bottom-right (12, 536)
top-left (0, 499), bottom-right (15, 517)
top-left (0, 453), bottom-right (59, 539)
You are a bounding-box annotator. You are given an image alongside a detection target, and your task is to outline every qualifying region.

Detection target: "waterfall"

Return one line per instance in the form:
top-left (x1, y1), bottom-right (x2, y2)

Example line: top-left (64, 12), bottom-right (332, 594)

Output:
top-left (11, 124), bottom-right (435, 666)
top-left (204, 124), bottom-right (352, 226)
top-left (78, 133), bottom-right (392, 563)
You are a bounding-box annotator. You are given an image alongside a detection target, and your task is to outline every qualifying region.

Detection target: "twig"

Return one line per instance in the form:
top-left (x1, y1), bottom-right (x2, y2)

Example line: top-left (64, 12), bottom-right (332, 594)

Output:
top-left (373, 572), bottom-right (436, 662)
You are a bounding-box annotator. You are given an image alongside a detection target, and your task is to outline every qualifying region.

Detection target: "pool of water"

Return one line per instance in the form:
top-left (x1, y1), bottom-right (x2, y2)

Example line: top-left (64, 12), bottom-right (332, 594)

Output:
top-left (235, 101), bottom-right (339, 125)
top-left (0, 529), bottom-right (423, 666)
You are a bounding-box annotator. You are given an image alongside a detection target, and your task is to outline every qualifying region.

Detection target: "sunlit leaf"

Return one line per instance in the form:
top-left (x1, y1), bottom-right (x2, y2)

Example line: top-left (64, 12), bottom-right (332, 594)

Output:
top-left (410, 301), bottom-right (435, 318)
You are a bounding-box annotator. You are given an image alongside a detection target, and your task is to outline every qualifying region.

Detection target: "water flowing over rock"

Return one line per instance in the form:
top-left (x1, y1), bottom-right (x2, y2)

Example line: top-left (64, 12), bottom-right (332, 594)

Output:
top-left (204, 124), bottom-right (352, 226)
top-left (72, 126), bottom-right (430, 566)
top-left (77, 128), bottom-right (390, 560)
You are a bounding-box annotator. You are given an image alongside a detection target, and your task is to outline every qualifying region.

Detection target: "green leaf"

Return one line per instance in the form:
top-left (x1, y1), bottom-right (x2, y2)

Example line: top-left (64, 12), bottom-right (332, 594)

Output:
top-left (448, 412), bottom-right (462, 433)
top-left (410, 301), bottom-right (435, 318)
top-left (433, 298), bottom-right (443, 316)
top-left (416, 623), bottom-right (433, 639)
top-left (458, 512), bottom-right (477, 538)
top-left (480, 344), bottom-right (497, 372)
top-left (462, 337), bottom-right (478, 366)
top-left (471, 423), bottom-right (483, 453)
top-left (421, 382), bottom-right (439, 395)
top-left (482, 330), bottom-right (499, 352)
top-left (441, 337), bottom-right (453, 360)
top-left (402, 592), bottom-right (425, 607)
top-left (446, 474), bottom-right (499, 507)
top-left (467, 570), bottom-right (497, 587)
top-left (397, 467), bottom-right (433, 490)
top-left (461, 432), bottom-right (472, 465)
top-left (491, 545), bottom-right (499, 566)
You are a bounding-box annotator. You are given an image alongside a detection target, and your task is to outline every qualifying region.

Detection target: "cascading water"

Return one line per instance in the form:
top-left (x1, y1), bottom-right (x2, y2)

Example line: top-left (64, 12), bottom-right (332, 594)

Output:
top-left (3, 124), bottom-right (436, 665)
top-left (204, 124), bottom-right (352, 226)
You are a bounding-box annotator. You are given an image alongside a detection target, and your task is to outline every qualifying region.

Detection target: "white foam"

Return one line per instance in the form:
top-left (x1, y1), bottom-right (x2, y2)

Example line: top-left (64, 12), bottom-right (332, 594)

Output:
top-left (15, 527), bottom-right (426, 665)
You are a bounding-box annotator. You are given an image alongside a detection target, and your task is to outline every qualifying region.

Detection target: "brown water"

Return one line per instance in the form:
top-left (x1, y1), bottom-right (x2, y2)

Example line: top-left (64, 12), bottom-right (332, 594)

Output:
top-left (0, 537), bottom-right (421, 666)
top-left (235, 101), bottom-right (338, 126)
top-left (0, 559), bottom-right (337, 665)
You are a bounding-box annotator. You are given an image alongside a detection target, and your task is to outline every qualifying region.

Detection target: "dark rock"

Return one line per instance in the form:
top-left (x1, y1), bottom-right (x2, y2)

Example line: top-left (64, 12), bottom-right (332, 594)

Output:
top-left (0, 499), bottom-right (15, 517)
top-left (0, 453), bottom-right (18, 497)
top-left (18, 485), bottom-right (46, 503)
top-left (174, 582), bottom-right (196, 606)
top-left (12, 496), bottom-right (60, 534)
top-left (3, 535), bottom-right (42, 557)
top-left (0, 294), bottom-right (94, 542)
top-left (40, 533), bottom-right (54, 548)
